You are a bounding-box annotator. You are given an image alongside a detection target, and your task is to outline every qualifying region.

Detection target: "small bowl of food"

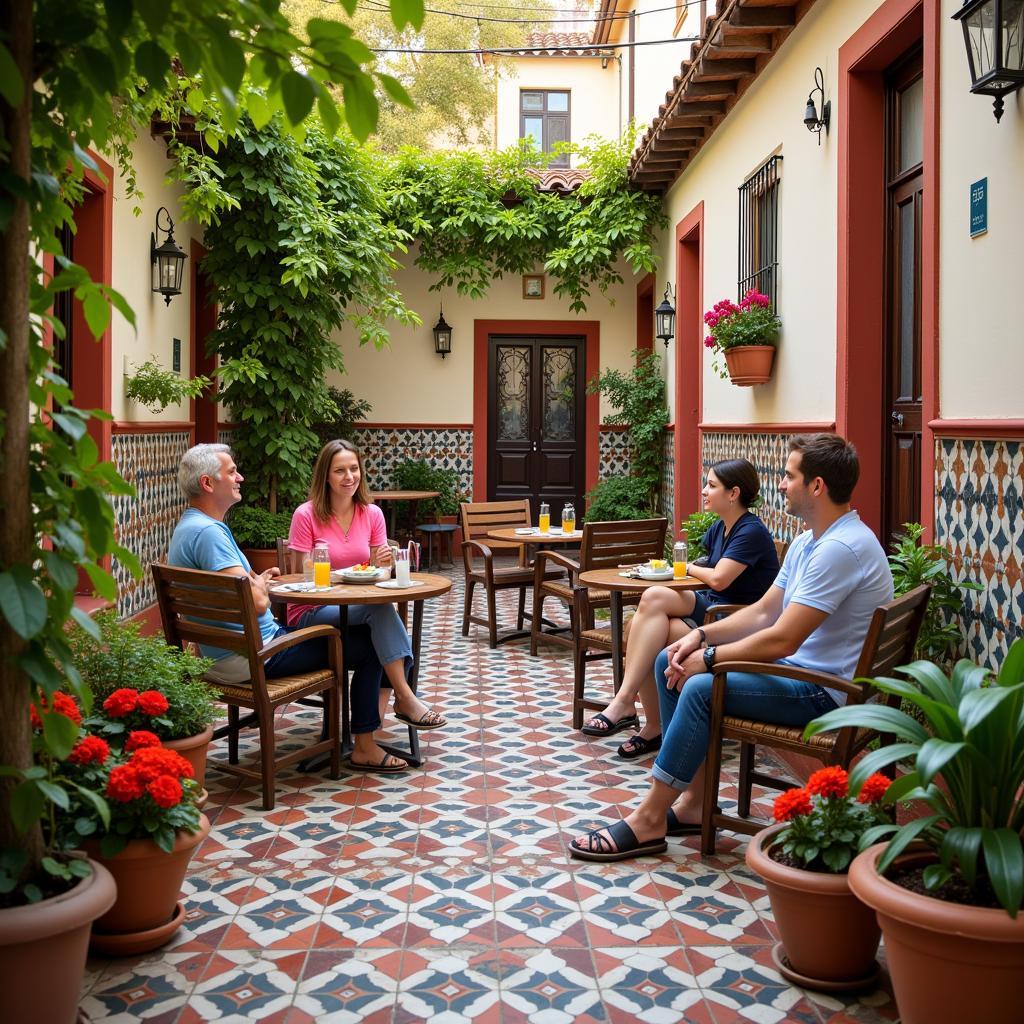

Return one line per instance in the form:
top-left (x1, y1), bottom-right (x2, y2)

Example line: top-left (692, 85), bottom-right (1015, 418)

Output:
top-left (336, 563), bottom-right (386, 583)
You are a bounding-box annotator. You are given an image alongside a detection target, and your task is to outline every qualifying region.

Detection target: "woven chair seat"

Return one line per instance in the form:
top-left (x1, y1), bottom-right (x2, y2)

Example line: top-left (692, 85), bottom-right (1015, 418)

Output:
top-left (542, 581), bottom-right (613, 603)
top-left (722, 716), bottom-right (839, 751)
top-left (213, 669), bottom-right (335, 705)
top-left (577, 626), bottom-right (629, 650)
top-left (469, 565), bottom-right (564, 585)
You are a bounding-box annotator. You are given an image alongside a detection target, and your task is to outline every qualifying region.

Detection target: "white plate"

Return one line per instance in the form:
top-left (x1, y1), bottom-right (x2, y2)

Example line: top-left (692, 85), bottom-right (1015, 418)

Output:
top-left (272, 581), bottom-right (319, 593)
top-left (637, 570), bottom-right (674, 581)
top-left (375, 579), bottom-right (424, 590)
top-left (514, 528), bottom-right (537, 535)
top-left (334, 567), bottom-right (389, 584)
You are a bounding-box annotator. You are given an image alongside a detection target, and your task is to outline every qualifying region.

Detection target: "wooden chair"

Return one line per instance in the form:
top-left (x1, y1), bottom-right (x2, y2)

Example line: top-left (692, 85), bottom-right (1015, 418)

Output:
top-left (699, 584), bottom-right (931, 854)
top-left (459, 499), bottom-right (565, 647)
top-left (528, 518), bottom-right (667, 727)
top-left (688, 535), bottom-right (792, 626)
top-left (152, 562), bottom-right (342, 810)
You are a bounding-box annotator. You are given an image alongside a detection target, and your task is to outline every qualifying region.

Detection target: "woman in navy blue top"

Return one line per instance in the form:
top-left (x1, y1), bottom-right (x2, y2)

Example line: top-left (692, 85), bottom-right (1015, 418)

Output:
top-left (582, 458), bottom-right (780, 760)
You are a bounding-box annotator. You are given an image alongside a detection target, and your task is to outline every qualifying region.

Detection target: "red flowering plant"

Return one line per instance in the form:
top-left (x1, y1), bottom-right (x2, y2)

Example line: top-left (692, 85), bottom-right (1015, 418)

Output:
top-left (769, 766), bottom-right (893, 873)
top-left (703, 289), bottom-right (781, 380)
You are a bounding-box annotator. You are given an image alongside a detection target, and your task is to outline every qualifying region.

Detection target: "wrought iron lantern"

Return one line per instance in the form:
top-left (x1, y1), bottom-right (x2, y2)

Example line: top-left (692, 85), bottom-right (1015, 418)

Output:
top-left (432, 307), bottom-right (453, 358)
top-left (150, 206), bottom-right (186, 305)
top-left (803, 67), bottom-right (831, 143)
top-left (654, 284), bottom-right (676, 347)
top-left (953, 0), bottom-right (1024, 122)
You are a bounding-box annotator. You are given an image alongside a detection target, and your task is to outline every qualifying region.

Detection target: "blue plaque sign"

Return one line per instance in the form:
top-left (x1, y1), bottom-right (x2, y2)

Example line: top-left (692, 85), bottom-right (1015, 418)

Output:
top-left (970, 177), bottom-right (987, 237)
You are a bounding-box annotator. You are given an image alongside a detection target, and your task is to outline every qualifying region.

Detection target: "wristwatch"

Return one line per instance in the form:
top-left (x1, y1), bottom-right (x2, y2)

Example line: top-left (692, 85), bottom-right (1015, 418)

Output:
top-left (697, 627), bottom-right (707, 647)
top-left (703, 645), bottom-right (717, 672)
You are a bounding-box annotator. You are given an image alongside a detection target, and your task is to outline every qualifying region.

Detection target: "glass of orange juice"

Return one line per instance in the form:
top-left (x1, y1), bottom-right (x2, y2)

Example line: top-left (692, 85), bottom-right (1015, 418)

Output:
top-left (538, 502), bottom-right (550, 534)
top-left (312, 540), bottom-right (331, 589)
top-left (562, 502), bottom-right (576, 534)
top-left (673, 541), bottom-right (687, 579)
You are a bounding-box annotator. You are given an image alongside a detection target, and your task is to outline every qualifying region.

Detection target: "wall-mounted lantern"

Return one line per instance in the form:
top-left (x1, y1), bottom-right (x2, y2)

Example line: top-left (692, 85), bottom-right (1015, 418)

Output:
top-left (655, 284), bottom-right (676, 348)
top-left (151, 206), bottom-right (186, 305)
top-left (803, 67), bottom-right (831, 143)
top-left (952, 0), bottom-right (1024, 123)
top-left (432, 307), bottom-right (453, 358)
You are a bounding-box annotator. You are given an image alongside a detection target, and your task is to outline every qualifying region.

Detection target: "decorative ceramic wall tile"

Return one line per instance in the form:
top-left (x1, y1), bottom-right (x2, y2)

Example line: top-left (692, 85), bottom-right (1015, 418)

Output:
top-left (111, 431), bottom-right (191, 618)
top-left (352, 426), bottom-right (474, 499)
top-left (934, 438), bottom-right (1023, 670)
top-left (662, 428), bottom-right (675, 530)
top-left (598, 428), bottom-right (632, 481)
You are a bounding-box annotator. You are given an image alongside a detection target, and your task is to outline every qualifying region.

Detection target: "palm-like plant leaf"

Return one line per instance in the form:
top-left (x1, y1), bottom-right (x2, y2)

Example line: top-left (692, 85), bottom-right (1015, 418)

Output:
top-left (804, 703), bottom-right (928, 744)
top-left (942, 826), bottom-right (984, 888)
top-left (916, 738), bottom-right (966, 787)
top-left (981, 829), bottom-right (1024, 917)
top-left (877, 815), bottom-right (943, 873)
top-left (849, 743), bottom-right (921, 790)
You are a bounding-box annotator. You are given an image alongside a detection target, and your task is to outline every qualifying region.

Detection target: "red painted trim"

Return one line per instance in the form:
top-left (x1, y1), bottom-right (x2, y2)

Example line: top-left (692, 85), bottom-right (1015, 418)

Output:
top-left (113, 421), bottom-right (196, 434)
top-left (674, 203), bottom-right (703, 536)
top-left (837, 0), bottom-right (934, 539)
top-left (355, 422), bottom-right (475, 430)
top-left (472, 319), bottom-right (601, 502)
top-left (128, 603), bottom-right (164, 637)
top-left (928, 419), bottom-right (1024, 439)
top-left (600, 423), bottom-right (629, 432)
top-left (636, 271), bottom-right (655, 363)
top-left (189, 239), bottom-right (219, 445)
top-left (699, 422), bottom-right (837, 433)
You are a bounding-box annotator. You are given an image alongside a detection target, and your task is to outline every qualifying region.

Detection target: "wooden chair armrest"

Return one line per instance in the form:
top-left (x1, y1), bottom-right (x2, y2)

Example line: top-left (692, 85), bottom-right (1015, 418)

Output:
top-left (710, 660), bottom-right (862, 699)
top-left (534, 548), bottom-right (579, 587)
top-left (462, 538), bottom-right (495, 577)
top-left (702, 603), bottom-right (745, 623)
top-left (257, 623), bottom-right (338, 662)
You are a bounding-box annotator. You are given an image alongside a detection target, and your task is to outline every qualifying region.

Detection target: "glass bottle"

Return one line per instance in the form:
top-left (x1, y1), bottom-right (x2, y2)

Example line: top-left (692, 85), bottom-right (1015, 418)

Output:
top-left (312, 540), bottom-right (331, 589)
top-left (673, 540), bottom-right (687, 579)
top-left (562, 502), bottom-right (576, 534)
top-left (538, 501), bottom-right (550, 534)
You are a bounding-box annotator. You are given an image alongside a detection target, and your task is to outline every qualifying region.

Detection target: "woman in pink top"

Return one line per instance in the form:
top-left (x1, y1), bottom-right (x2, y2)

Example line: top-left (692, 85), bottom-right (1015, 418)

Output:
top-left (287, 439), bottom-right (446, 773)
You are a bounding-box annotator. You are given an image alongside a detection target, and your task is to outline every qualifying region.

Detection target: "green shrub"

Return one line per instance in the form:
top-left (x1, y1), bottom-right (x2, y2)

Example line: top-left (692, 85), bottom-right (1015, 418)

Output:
top-left (583, 475), bottom-right (653, 524)
top-left (391, 459), bottom-right (464, 518)
top-left (311, 387), bottom-right (373, 449)
top-left (228, 506), bottom-right (294, 549)
top-left (682, 510), bottom-right (719, 560)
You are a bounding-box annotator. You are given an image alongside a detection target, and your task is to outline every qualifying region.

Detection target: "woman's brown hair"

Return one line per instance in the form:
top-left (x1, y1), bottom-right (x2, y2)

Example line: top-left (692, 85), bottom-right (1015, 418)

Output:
top-left (709, 457), bottom-right (761, 509)
top-left (308, 439), bottom-right (372, 525)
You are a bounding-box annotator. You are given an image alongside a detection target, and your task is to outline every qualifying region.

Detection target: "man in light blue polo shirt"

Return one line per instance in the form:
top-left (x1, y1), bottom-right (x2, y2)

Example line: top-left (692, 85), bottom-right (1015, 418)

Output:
top-left (570, 433), bottom-right (894, 861)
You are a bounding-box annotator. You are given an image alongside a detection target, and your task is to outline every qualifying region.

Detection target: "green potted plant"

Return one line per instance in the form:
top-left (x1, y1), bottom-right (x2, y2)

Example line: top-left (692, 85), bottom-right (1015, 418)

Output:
top-left (226, 506), bottom-right (294, 573)
top-left (805, 639), bottom-right (1024, 1023)
top-left (680, 509), bottom-right (719, 561)
top-left (391, 459), bottom-right (465, 550)
top-left (703, 290), bottom-right (781, 385)
top-left (745, 766), bottom-right (893, 991)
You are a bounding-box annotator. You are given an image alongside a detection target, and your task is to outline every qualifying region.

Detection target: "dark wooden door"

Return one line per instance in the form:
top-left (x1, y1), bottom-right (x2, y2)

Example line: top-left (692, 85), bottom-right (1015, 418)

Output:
top-left (488, 335), bottom-right (585, 518)
top-left (883, 51), bottom-right (924, 547)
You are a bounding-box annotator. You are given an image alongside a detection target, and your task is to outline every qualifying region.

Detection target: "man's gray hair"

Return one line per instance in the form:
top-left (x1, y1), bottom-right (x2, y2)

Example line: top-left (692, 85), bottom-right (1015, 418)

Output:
top-left (178, 443), bottom-right (232, 499)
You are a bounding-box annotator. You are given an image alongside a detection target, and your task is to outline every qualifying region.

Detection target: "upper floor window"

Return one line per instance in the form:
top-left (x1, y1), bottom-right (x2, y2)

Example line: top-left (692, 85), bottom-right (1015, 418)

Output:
top-left (520, 91), bottom-right (570, 168)
top-left (738, 154), bottom-right (782, 308)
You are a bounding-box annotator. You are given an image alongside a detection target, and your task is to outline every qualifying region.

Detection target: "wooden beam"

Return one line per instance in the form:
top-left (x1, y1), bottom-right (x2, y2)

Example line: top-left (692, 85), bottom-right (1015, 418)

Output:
top-left (730, 6), bottom-right (796, 29)
top-left (681, 81), bottom-right (738, 101)
top-left (709, 31), bottom-right (774, 54)
top-left (696, 57), bottom-right (757, 80)
top-left (658, 127), bottom-right (706, 140)
top-left (663, 114), bottom-right (716, 128)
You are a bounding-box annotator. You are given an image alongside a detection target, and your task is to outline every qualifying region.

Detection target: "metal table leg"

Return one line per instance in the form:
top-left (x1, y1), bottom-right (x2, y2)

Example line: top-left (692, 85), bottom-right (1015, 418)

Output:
top-left (609, 590), bottom-right (625, 695)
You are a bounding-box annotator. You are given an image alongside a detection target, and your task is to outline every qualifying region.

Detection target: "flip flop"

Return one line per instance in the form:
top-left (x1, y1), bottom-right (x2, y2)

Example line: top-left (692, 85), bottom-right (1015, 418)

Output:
top-left (617, 733), bottom-right (662, 760)
top-left (580, 712), bottom-right (640, 737)
top-left (348, 754), bottom-right (409, 774)
top-left (394, 708), bottom-right (447, 731)
top-left (665, 806), bottom-right (720, 837)
top-left (568, 819), bottom-right (667, 862)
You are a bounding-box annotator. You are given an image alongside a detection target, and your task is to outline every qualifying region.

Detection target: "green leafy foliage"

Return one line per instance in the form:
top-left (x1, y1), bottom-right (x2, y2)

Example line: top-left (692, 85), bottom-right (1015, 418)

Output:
top-left (311, 387), bottom-right (373, 449)
top-left (227, 507), bottom-right (295, 551)
top-left (583, 475), bottom-right (654, 524)
top-left (805, 639), bottom-right (1024, 916)
top-left (682, 511), bottom-right (719, 561)
top-left (391, 459), bottom-right (465, 519)
top-left (125, 359), bottom-right (213, 413)
top-left (889, 522), bottom-right (983, 662)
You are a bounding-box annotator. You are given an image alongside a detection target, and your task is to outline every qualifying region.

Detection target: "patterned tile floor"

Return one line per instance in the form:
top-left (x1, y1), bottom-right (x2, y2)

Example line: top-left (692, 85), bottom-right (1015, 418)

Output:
top-left (81, 569), bottom-right (899, 1023)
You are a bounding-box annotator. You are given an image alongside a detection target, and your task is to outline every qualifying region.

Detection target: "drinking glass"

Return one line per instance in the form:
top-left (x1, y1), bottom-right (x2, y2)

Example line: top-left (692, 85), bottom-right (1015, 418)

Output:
top-left (302, 552), bottom-right (315, 583)
top-left (538, 502), bottom-right (550, 534)
top-left (394, 548), bottom-right (412, 587)
top-left (561, 502), bottom-right (576, 534)
top-left (312, 540), bottom-right (331, 589)
top-left (673, 540), bottom-right (687, 579)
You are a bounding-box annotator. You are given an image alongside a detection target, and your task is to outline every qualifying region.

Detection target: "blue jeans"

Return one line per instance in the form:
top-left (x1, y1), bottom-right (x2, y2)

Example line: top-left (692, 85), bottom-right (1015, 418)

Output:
top-left (264, 623), bottom-right (384, 735)
top-left (650, 649), bottom-right (838, 790)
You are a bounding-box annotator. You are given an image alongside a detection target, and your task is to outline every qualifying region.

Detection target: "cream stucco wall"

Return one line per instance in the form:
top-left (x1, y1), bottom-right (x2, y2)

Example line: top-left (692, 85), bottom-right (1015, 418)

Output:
top-left (331, 245), bottom-right (639, 423)
top-left (494, 56), bottom-right (621, 161)
top-left (109, 131), bottom-right (204, 423)
top-left (656, 0), bottom-right (886, 425)
top-left (938, 1), bottom-right (1024, 419)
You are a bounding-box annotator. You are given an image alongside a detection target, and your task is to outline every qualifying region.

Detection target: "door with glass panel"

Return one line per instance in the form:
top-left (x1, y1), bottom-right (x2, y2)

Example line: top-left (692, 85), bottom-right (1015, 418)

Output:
top-left (487, 335), bottom-right (585, 518)
top-left (883, 49), bottom-right (924, 547)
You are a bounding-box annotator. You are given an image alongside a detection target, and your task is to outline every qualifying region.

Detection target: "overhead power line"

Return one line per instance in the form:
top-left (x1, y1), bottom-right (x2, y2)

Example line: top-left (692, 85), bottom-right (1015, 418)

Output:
top-left (370, 34), bottom-right (697, 54)
top-left (357, 0), bottom-right (704, 26)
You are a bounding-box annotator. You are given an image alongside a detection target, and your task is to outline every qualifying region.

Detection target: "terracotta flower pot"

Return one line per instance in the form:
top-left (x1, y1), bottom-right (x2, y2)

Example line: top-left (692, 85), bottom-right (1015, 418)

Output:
top-left (849, 843), bottom-right (1024, 1024)
top-left (163, 724), bottom-right (214, 789)
top-left (0, 858), bottom-right (116, 1024)
top-left (87, 812), bottom-right (211, 956)
top-left (746, 823), bottom-right (881, 992)
top-left (724, 345), bottom-right (775, 386)
top-left (242, 546), bottom-right (278, 574)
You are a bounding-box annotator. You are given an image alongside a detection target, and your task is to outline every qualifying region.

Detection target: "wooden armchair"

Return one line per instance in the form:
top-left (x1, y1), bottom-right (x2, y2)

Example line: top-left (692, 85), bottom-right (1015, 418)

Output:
top-left (693, 536), bottom-right (792, 626)
top-left (152, 563), bottom-right (342, 810)
top-left (459, 499), bottom-right (565, 647)
top-left (699, 584), bottom-right (931, 854)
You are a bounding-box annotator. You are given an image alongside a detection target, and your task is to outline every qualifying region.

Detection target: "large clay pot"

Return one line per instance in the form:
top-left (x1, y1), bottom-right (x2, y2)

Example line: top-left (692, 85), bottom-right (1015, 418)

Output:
top-left (746, 823), bottom-right (881, 992)
top-left (0, 858), bottom-right (116, 1024)
top-left (724, 344), bottom-right (775, 386)
top-left (849, 843), bottom-right (1024, 1024)
top-left (87, 813), bottom-right (210, 956)
top-left (163, 725), bottom-right (214, 788)
top-left (242, 546), bottom-right (278, 574)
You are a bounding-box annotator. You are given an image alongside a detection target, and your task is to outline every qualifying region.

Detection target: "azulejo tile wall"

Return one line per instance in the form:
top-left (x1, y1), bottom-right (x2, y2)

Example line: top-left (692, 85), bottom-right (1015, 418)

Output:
top-left (352, 427), bottom-right (474, 499)
top-left (598, 427), bottom-right (632, 481)
top-left (662, 428), bottom-right (675, 530)
top-left (112, 430), bottom-right (191, 618)
top-left (701, 431), bottom-right (800, 543)
top-left (934, 438), bottom-right (1023, 670)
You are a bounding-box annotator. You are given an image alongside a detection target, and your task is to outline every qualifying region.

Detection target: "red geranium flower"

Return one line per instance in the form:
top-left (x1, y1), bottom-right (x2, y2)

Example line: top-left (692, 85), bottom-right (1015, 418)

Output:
top-left (103, 688), bottom-right (139, 717)
top-left (125, 730), bottom-right (162, 752)
top-left (107, 764), bottom-right (145, 802)
top-left (68, 735), bottom-right (110, 766)
top-left (29, 704), bottom-right (42, 730)
top-left (772, 787), bottom-right (813, 822)
top-left (857, 773), bottom-right (891, 805)
top-left (137, 690), bottom-right (169, 715)
top-left (30, 692), bottom-right (82, 729)
top-left (146, 775), bottom-right (183, 809)
top-left (806, 766), bottom-right (849, 799)
top-left (129, 746), bottom-right (194, 782)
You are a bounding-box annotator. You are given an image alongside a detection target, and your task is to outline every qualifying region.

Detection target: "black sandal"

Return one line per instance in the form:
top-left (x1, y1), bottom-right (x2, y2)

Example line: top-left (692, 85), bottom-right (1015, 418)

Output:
top-left (665, 806), bottom-right (720, 837)
top-left (568, 819), bottom-right (667, 862)
top-left (617, 733), bottom-right (662, 760)
top-left (580, 712), bottom-right (640, 737)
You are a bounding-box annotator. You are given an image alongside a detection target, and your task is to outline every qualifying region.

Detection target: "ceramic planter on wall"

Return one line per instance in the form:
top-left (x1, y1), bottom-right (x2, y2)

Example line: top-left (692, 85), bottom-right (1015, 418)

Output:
top-left (746, 823), bottom-right (881, 992)
top-left (0, 858), bottom-right (116, 1024)
top-left (849, 843), bottom-right (1024, 1024)
top-left (724, 345), bottom-right (775, 386)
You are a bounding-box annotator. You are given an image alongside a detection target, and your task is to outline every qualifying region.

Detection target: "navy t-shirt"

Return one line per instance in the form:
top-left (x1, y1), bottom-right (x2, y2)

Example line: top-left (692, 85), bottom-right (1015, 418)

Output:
top-left (700, 511), bottom-right (780, 606)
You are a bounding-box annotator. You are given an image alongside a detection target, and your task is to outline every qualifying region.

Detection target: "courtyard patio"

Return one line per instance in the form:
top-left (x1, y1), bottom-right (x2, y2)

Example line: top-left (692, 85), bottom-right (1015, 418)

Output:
top-left (79, 569), bottom-right (899, 1024)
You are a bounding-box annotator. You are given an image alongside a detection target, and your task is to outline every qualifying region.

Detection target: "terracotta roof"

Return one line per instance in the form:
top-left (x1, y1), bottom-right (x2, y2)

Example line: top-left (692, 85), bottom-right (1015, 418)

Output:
top-left (528, 167), bottom-right (590, 192)
top-left (509, 30), bottom-right (612, 56)
top-left (629, 0), bottom-right (818, 193)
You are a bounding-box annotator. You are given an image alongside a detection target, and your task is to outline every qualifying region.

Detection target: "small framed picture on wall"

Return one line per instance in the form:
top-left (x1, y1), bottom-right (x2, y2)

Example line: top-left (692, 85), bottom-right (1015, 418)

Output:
top-left (522, 274), bottom-right (545, 299)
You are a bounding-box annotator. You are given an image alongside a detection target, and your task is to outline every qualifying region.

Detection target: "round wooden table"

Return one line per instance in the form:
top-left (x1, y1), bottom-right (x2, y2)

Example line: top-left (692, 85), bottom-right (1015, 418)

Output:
top-left (577, 568), bottom-right (705, 693)
top-left (371, 489), bottom-right (440, 541)
top-left (485, 526), bottom-right (583, 547)
top-left (269, 571), bottom-right (452, 767)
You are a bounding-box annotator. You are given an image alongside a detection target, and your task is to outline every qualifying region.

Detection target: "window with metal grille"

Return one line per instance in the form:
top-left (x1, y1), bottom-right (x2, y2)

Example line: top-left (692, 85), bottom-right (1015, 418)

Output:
top-left (737, 155), bottom-right (782, 307)
top-left (520, 91), bottom-right (570, 168)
